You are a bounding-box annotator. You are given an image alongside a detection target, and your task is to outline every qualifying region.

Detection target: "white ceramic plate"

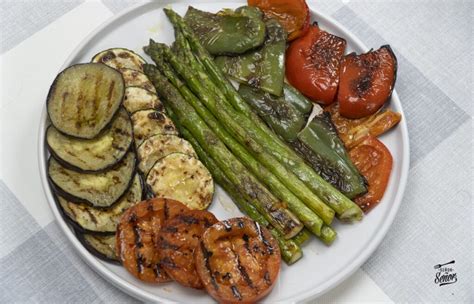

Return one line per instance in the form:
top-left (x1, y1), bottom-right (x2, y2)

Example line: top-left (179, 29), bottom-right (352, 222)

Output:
top-left (38, 1), bottom-right (410, 303)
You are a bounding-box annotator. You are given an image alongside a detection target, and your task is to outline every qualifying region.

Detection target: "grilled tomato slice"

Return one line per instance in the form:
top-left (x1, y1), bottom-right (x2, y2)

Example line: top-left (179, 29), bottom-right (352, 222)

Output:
top-left (195, 217), bottom-right (281, 304)
top-left (349, 136), bottom-right (393, 213)
top-left (337, 45), bottom-right (397, 118)
top-left (286, 23), bottom-right (347, 105)
top-left (248, 0), bottom-right (310, 41)
top-left (157, 209), bottom-right (218, 289)
top-left (115, 198), bottom-right (189, 283)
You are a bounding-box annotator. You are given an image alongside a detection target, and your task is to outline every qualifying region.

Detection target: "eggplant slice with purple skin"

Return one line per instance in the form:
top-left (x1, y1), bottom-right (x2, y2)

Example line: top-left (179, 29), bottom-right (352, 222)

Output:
top-left (48, 151), bottom-right (136, 208)
top-left (47, 63), bottom-right (125, 139)
top-left (46, 108), bottom-right (133, 173)
top-left (58, 174), bottom-right (142, 234)
top-left (76, 231), bottom-right (120, 264)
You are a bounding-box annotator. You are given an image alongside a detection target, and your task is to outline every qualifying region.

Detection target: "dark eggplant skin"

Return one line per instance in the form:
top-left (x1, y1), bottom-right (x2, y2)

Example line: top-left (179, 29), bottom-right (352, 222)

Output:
top-left (46, 63), bottom-right (125, 140)
top-left (45, 108), bottom-right (134, 173)
top-left (47, 152), bottom-right (137, 209)
top-left (75, 230), bottom-right (121, 265)
top-left (53, 174), bottom-right (143, 235)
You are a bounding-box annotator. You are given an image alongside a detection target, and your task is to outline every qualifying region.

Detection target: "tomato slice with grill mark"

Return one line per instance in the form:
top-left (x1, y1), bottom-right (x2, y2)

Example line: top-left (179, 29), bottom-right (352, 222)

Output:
top-left (115, 198), bottom-right (189, 283)
top-left (157, 209), bottom-right (218, 289)
top-left (286, 23), bottom-right (347, 105)
top-left (195, 217), bottom-right (281, 304)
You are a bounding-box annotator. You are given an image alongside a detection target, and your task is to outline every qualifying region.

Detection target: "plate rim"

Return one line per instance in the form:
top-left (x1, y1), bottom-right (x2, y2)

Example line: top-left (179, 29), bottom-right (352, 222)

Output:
top-left (37, 1), bottom-right (410, 303)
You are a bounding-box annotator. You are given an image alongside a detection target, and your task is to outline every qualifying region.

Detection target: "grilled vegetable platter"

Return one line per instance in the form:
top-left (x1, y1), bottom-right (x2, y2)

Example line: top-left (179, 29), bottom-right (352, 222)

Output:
top-left (41, 1), bottom-right (407, 302)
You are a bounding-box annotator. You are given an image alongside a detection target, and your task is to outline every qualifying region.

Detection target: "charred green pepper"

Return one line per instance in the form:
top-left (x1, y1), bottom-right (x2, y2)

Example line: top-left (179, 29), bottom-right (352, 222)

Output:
top-left (238, 83), bottom-right (311, 141)
top-left (292, 111), bottom-right (368, 198)
top-left (184, 6), bottom-right (266, 56)
top-left (215, 18), bottom-right (287, 96)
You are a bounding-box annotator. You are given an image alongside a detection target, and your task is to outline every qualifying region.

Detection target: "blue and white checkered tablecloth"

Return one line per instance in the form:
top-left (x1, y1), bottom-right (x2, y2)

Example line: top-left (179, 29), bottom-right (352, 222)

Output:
top-left (0, 0), bottom-right (472, 303)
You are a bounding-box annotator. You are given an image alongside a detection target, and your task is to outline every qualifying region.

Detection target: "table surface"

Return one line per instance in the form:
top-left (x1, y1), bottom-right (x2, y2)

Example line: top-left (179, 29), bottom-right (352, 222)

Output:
top-left (0, 1), bottom-right (472, 303)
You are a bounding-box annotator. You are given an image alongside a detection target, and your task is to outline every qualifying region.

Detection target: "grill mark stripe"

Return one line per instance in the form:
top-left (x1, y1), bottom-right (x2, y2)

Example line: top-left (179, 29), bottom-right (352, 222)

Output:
top-left (231, 285), bottom-right (242, 300)
top-left (254, 221), bottom-right (273, 255)
top-left (201, 242), bottom-right (218, 291)
top-left (237, 255), bottom-right (255, 290)
top-left (84, 208), bottom-right (97, 225)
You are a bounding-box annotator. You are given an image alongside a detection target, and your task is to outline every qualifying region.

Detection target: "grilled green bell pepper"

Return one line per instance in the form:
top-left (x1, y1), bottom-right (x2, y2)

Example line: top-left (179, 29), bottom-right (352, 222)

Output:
top-left (215, 18), bottom-right (287, 96)
top-left (292, 111), bottom-right (368, 198)
top-left (239, 83), bottom-right (311, 141)
top-left (184, 6), bottom-right (266, 56)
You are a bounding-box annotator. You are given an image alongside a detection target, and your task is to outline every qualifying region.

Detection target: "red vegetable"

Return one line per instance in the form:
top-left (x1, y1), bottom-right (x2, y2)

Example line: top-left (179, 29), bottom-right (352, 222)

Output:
top-left (286, 24), bottom-right (346, 105)
top-left (337, 45), bottom-right (397, 119)
top-left (248, 0), bottom-right (310, 41)
top-left (349, 136), bottom-right (393, 213)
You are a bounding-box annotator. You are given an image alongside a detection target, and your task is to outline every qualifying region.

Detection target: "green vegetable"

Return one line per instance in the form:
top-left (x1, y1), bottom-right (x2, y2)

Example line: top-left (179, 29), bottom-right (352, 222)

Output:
top-left (146, 41), bottom-right (335, 226)
top-left (281, 83), bottom-right (314, 114)
top-left (215, 18), bottom-right (286, 96)
top-left (143, 63), bottom-right (303, 239)
top-left (294, 112), bottom-right (368, 198)
top-left (163, 8), bottom-right (363, 222)
top-left (145, 46), bottom-right (325, 234)
top-left (238, 83), bottom-right (308, 141)
top-left (184, 6), bottom-right (266, 56)
top-left (180, 126), bottom-right (302, 264)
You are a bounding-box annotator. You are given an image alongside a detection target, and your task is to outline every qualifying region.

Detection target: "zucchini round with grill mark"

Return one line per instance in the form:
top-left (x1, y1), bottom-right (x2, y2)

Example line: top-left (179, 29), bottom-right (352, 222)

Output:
top-left (123, 86), bottom-right (163, 113)
top-left (137, 134), bottom-right (197, 175)
top-left (77, 232), bottom-right (120, 264)
top-left (119, 68), bottom-right (156, 93)
top-left (58, 174), bottom-right (142, 233)
top-left (48, 151), bottom-right (136, 208)
top-left (47, 63), bottom-right (125, 139)
top-left (131, 109), bottom-right (178, 146)
top-left (46, 108), bottom-right (133, 172)
top-left (91, 48), bottom-right (146, 72)
top-left (146, 153), bottom-right (214, 210)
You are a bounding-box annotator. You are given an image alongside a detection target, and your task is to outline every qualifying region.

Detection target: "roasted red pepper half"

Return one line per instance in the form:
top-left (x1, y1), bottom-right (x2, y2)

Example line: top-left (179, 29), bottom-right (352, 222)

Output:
top-left (337, 45), bottom-right (397, 119)
top-left (285, 23), bottom-right (347, 105)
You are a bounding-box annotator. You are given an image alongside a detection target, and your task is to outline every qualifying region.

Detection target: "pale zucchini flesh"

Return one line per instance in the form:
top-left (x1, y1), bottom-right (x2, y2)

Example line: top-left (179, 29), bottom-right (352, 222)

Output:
top-left (91, 48), bottom-right (146, 72)
top-left (119, 68), bottom-right (156, 93)
top-left (78, 233), bottom-right (119, 263)
top-left (47, 63), bottom-right (125, 139)
top-left (47, 108), bottom-right (133, 172)
top-left (48, 152), bottom-right (136, 208)
top-left (123, 86), bottom-right (163, 113)
top-left (146, 153), bottom-right (214, 210)
top-left (59, 174), bottom-right (142, 233)
top-left (131, 109), bottom-right (178, 146)
top-left (137, 134), bottom-right (197, 175)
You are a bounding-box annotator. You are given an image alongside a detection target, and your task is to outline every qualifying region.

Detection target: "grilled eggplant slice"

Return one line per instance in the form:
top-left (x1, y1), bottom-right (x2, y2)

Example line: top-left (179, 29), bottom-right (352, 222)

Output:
top-left (119, 68), bottom-right (156, 93)
top-left (46, 108), bottom-right (133, 172)
top-left (47, 63), bottom-right (125, 139)
top-left (48, 152), bottom-right (136, 208)
top-left (137, 134), bottom-right (197, 175)
top-left (59, 174), bottom-right (142, 233)
top-left (123, 86), bottom-right (163, 113)
top-left (146, 153), bottom-right (214, 210)
top-left (131, 109), bottom-right (178, 147)
top-left (91, 48), bottom-right (146, 72)
top-left (77, 232), bottom-right (120, 264)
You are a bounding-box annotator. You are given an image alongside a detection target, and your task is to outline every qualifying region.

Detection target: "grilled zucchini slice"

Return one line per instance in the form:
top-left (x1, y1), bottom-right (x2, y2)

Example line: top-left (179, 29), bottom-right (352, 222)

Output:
top-left (146, 153), bottom-right (214, 210)
top-left (131, 109), bottom-right (177, 146)
top-left (59, 174), bottom-right (142, 233)
top-left (47, 63), bottom-right (125, 139)
top-left (77, 233), bottom-right (119, 264)
top-left (48, 152), bottom-right (136, 208)
top-left (137, 134), bottom-right (197, 175)
top-left (123, 86), bottom-right (163, 113)
top-left (119, 68), bottom-right (156, 93)
top-left (46, 108), bottom-right (133, 172)
top-left (91, 48), bottom-right (146, 72)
